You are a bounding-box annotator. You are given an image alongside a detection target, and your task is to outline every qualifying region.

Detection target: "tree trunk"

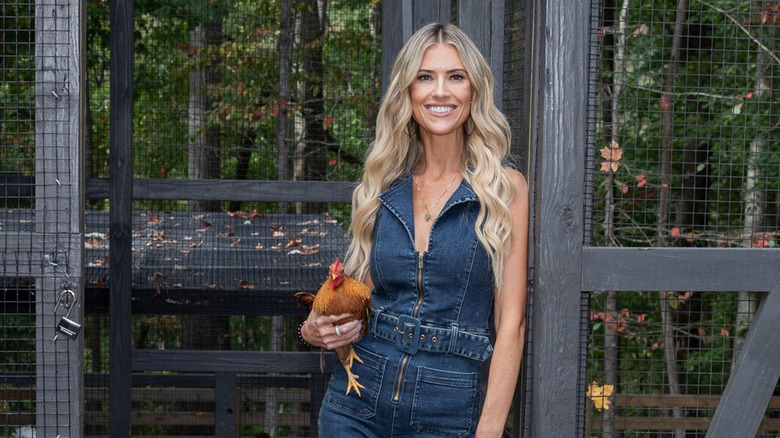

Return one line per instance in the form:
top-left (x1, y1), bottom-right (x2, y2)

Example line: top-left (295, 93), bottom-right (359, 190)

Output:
top-left (183, 21), bottom-right (229, 381)
top-left (734, 15), bottom-right (773, 366)
top-left (187, 22), bottom-right (223, 213)
top-left (263, 4), bottom-right (295, 434)
top-left (657, 2), bottom-right (688, 437)
top-left (229, 130), bottom-right (257, 212)
top-left (600, 0), bottom-right (622, 435)
top-left (276, 0), bottom-right (294, 214)
top-left (293, 0), bottom-right (330, 214)
top-left (675, 139), bottom-right (710, 241)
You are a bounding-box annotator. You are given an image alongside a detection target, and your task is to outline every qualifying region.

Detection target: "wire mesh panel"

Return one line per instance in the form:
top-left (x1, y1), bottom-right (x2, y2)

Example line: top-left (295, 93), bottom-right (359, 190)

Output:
top-left (1, 0), bottom-right (83, 437)
top-left (590, 0), bottom-right (780, 249)
top-left (587, 0), bottom-right (780, 436)
top-left (82, 1), bottom-right (379, 436)
top-left (85, 0), bottom-right (379, 212)
top-left (585, 291), bottom-right (780, 437)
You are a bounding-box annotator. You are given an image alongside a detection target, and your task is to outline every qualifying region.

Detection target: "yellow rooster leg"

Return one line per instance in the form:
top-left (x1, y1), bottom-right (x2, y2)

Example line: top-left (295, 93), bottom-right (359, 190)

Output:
top-left (343, 349), bottom-right (365, 396)
top-left (345, 348), bottom-right (363, 368)
top-left (344, 363), bottom-right (365, 396)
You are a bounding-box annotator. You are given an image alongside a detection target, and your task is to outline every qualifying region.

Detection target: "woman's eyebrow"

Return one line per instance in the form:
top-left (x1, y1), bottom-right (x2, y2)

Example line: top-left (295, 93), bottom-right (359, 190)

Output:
top-left (417, 68), bottom-right (468, 74)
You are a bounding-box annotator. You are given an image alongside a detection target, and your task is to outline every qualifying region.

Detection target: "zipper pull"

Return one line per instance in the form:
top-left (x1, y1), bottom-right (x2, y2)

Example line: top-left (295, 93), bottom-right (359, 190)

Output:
top-left (418, 252), bottom-right (424, 269)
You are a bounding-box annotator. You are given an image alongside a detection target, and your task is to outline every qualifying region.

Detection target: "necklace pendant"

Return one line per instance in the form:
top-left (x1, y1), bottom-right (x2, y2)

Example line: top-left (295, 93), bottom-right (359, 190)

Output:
top-left (424, 211), bottom-right (431, 221)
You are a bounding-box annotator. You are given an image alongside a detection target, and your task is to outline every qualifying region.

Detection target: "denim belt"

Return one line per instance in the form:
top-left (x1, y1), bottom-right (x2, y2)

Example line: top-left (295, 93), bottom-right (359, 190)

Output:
top-left (370, 310), bottom-right (493, 361)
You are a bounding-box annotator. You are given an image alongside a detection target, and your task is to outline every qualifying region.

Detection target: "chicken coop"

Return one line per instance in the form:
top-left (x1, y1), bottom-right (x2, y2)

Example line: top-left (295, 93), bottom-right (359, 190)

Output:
top-left (3, 0), bottom-right (780, 437)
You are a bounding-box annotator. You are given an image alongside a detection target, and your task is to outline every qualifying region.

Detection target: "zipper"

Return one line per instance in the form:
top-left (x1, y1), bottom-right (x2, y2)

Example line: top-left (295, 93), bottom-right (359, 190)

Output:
top-left (393, 251), bottom-right (425, 402)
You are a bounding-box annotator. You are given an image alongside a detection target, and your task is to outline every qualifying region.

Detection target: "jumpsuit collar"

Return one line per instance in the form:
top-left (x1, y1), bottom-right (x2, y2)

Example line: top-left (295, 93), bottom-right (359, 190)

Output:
top-left (377, 172), bottom-right (478, 244)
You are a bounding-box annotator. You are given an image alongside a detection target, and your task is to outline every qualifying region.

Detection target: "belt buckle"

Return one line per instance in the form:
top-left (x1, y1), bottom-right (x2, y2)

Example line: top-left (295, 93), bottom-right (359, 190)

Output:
top-left (396, 314), bottom-right (421, 355)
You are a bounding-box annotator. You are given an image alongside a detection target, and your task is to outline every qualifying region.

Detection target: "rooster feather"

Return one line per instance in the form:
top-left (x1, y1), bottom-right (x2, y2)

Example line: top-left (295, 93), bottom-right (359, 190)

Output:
top-left (296, 259), bottom-right (371, 396)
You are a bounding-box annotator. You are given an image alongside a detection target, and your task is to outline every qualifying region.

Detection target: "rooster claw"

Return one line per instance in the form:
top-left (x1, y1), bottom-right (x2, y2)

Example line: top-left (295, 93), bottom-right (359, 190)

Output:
top-left (345, 369), bottom-right (365, 397)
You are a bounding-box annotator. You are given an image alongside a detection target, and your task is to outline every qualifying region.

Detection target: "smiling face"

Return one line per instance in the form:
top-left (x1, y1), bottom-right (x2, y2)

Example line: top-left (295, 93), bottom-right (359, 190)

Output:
top-left (410, 44), bottom-right (472, 143)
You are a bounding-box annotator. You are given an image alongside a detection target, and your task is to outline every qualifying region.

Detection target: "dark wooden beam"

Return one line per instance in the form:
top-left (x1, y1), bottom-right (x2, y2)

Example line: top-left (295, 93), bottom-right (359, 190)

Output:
top-left (707, 267), bottom-right (780, 437)
top-left (84, 288), bottom-right (309, 316)
top-left (413, 0), bottom-right (450, 29)
top-left (581, 247), bottom-right (780, 292)
top-left (108, 0), bottom-right (134, 435)
top-left (456, 0), bottom-right (504, 110)
top-left (527, 0), bottom-right (590, 435)
top-left (380, 0), bottom-right (409, 95)
top-left (133, 350), bottom-right (336, 373)
top-left (85, 177), bottom-right (356, 203)
top-left (214, 372), bottom-right (236, 437)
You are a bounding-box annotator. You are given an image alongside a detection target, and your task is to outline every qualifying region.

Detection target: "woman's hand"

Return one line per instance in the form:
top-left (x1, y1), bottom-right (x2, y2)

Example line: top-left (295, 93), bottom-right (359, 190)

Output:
top-left (301, 312), bottom-right (363, 350)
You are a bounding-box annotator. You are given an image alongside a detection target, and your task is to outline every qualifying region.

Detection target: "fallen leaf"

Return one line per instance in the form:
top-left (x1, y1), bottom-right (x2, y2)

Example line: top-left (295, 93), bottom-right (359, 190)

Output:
top-left (237, 279), bottom-right (254, 289)
top-left (586, 381), bottom-right (614, 410)
top-left (632, 23), bottom-right (649, 37)
top-left (193, 215), bottom-right (212, 227)
top-left (599, 141), bottom-right (623, 173)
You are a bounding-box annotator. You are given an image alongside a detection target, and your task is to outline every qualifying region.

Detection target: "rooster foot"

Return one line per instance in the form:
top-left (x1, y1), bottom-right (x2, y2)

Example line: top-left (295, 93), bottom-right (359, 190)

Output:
top-left (345, 349), bottom-right (363, 368)
top-left (344, 365), bottom-right (365, 397)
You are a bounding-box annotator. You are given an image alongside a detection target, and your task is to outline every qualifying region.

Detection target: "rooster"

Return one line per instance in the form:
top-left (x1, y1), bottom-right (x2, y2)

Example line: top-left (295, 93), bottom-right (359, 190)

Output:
top-left (296, 258), bottom-right (371, 396)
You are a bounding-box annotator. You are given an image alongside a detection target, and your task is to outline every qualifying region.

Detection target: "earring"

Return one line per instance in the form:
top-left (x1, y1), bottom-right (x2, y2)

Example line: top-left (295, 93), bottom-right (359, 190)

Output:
top-left (464, 119), bottom-right (474, 137)
top-left (405, 120), bottom-right (417, 137)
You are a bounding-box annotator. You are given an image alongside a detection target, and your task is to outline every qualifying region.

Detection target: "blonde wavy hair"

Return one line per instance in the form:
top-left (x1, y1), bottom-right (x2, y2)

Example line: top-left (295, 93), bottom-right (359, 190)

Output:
top-left (345, 23), bottom-right (516, 291)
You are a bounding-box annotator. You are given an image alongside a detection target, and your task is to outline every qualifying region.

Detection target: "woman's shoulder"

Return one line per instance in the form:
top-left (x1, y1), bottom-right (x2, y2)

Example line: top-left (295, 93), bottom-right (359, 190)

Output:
top-left (503, 165), bottom-right (528, 190)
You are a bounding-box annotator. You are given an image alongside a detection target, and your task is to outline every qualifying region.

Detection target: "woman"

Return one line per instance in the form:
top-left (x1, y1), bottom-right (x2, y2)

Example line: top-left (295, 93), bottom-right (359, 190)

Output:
top-left (301, 22), bottom-right (528, 437)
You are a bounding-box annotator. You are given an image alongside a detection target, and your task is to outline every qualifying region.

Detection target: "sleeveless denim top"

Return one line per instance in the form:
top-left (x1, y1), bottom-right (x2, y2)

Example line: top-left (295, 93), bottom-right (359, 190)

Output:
top-left (320, 173), bottom-right (495, 437)
top-left (369, 172), bottom-right (494, 362)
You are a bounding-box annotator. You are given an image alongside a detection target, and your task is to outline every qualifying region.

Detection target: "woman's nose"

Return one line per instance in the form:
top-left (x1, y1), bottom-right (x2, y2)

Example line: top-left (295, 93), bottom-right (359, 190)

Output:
top-left (432, 79), bottom-right (449, 97)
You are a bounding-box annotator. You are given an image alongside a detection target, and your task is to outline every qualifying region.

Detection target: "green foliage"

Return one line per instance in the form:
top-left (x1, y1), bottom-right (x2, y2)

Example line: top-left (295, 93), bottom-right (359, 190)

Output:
top-left (592, 1), bottom-right (780, 248)
top-left (85, 0), bottom-right (379, 209)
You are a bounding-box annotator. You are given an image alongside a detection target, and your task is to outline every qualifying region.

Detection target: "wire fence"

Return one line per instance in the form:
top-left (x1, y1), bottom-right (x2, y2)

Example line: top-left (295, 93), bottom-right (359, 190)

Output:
top-left (82, 1), bottom-right (377, 437)
top-left (1, 0), bottom-right (82, 436)
top-left (586, 1), bottom-right (780, 436)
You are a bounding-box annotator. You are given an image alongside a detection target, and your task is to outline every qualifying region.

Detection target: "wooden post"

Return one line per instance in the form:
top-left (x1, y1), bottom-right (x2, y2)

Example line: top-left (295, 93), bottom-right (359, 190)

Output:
top-left (455, 0), bottom-right (504, 110)
top-left (215, 372), bottom-right (237, 436)
top-left (109, 0), bottom-right (134, 436)
top-left (35, 0), bottom-right (85, 435)
top-left (527, 0), bottom-right (590, 435)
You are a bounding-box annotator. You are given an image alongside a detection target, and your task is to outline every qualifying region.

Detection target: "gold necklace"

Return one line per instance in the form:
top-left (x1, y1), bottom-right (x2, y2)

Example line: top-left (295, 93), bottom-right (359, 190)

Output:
top-left (414, 174), bottom-right (459, 221)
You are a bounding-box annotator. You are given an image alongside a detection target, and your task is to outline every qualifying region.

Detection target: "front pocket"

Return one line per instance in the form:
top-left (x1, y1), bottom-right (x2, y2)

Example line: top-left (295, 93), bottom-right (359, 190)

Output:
top-left (325, 345), bottom-right (387, 419)
top-left (410, 366), bottom-right (478, 437)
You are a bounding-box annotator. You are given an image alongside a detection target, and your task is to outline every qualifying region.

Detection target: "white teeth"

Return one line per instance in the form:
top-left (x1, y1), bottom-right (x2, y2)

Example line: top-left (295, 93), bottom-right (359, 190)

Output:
top-left (428, 106), bottom-right (454, 114)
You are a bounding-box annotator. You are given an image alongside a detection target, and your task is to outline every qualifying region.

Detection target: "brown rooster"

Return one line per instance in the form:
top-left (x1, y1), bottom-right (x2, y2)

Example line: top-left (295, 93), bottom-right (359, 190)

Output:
top-left (296, 259), bottom-right (371, 396)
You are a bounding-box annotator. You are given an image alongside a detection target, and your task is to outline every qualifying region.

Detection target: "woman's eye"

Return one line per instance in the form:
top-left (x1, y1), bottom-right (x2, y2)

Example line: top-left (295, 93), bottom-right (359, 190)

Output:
top-left (451, 74), bottom-right (465, 81)
top-left (417, 74), bottom-right (432, 81)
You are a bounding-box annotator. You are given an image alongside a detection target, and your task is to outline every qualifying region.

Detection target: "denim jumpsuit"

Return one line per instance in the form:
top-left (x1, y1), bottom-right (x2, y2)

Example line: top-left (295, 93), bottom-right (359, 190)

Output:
top-left (319, 174), bottom-right (495, 438)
